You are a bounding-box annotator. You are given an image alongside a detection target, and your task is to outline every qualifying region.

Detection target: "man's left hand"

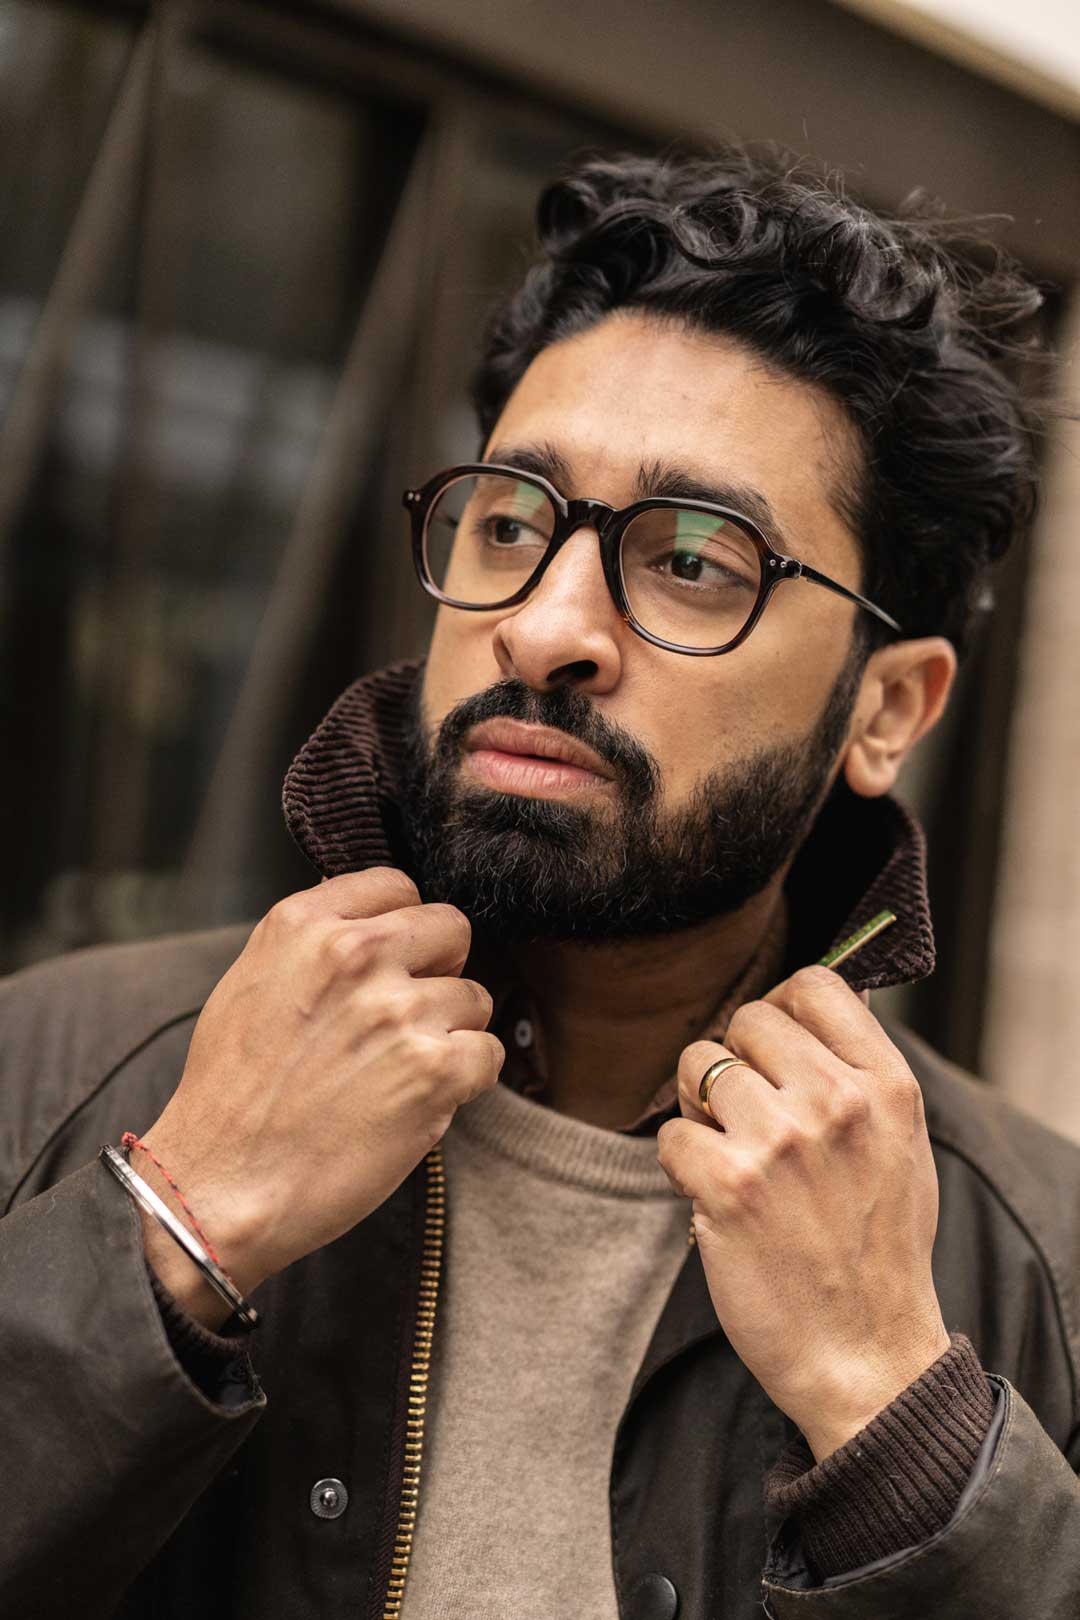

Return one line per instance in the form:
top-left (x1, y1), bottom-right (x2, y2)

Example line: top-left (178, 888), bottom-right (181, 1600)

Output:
top-left (657, 965), bottom-right (951, 1461)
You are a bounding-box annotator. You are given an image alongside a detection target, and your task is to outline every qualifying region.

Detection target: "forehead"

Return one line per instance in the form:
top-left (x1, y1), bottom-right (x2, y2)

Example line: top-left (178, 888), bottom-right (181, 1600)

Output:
top-left (486, 311), bottom-right (863, 573)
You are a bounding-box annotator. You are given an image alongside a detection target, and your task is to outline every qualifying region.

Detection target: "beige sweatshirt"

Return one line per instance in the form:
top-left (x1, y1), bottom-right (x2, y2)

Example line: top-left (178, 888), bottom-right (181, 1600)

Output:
top-left (399, 1078), bottom-right (692, 1620)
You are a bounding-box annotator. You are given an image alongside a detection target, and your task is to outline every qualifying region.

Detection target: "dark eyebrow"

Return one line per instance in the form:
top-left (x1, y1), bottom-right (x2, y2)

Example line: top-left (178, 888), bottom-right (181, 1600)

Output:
top-left (484, 441), bottom-right (575, 490)
top-left (636, 457), bottom-right (790, 549)
top-left (484, 443), bottom-right (791, 551)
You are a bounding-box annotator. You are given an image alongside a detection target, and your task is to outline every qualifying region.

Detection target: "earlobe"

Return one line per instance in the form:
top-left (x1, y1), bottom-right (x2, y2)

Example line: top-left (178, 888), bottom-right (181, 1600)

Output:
top-left (843, 638), bottom-right (957, 799)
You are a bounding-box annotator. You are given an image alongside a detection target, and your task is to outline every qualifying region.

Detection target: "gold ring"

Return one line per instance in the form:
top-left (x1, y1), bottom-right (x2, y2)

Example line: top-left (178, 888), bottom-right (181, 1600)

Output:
top-left (698, 1055), bottom-right (753, 1115)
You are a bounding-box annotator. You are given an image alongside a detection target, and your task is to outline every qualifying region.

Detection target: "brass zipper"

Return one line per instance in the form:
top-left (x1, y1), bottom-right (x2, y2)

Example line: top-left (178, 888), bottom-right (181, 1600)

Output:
top-left (381, 1143), bottom-right (446, 1619)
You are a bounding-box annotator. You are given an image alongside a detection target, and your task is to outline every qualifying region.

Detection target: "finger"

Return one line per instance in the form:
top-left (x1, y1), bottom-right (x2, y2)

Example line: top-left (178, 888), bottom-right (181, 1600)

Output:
top-left (318, 868), bottom-right (423, 919)
top-left (677, 1040), bottom-right (727, 1126)
top-left (656, 1116), bottom-right (742, 1206)
top-left (722, 998), bottom-right (848, 1090)
top-left (380, 902), bottom-right (473, 977)
top-left (719, 999), bottom-right (881, 1133)
top-left (678, 1040), bottom-right (788, 1136)
top-left (411, 975), bottom-right (494, 1034)
top-left (762, 964), bottom-right (902, 1072)
top-left (445, 1028), bottom-right (505, 1105)
top-left (359, 900), bottom-right (469, 972)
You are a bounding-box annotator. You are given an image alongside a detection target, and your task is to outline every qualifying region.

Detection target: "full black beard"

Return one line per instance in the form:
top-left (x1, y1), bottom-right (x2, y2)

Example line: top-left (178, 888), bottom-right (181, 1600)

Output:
top-left (399, 662), bottom-right (861, 944)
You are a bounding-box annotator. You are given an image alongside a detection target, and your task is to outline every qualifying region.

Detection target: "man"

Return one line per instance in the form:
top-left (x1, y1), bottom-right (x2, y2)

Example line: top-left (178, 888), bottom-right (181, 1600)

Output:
top-left (3, 147), bottom-right (1079, 1620)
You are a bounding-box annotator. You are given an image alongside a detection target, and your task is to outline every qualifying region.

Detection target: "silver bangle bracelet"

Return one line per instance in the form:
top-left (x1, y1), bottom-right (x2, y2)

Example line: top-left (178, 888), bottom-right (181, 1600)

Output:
top-left (99, 1143), bottom-right (259, 1332)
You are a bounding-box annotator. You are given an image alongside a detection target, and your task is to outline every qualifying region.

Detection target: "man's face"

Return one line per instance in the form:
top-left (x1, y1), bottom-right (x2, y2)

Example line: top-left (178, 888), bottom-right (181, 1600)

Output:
top-left (408, 311), bottom-right (869, 940)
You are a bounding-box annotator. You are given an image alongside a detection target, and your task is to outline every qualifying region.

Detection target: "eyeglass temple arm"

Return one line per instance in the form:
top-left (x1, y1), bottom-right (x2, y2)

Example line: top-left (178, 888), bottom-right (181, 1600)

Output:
top-left (795, 562), bottom-right (904, 635)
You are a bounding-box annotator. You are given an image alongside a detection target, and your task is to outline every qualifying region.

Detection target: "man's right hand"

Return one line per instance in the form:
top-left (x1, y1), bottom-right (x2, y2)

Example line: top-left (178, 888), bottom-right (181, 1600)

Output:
top-left (136, 869), bottom-right (502, 1329)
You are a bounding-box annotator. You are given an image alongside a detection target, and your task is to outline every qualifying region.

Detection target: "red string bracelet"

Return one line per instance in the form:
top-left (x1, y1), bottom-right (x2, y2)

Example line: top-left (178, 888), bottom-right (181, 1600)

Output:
top-left (121, 1132), bottom-right (226, 1271)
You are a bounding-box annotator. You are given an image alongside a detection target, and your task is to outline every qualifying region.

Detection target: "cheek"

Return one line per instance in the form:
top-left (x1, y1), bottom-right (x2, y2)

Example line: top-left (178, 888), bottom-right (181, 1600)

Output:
top-left (422, 607), bottom-right (502, 733)
top-left (641, 632), bottom-right (850, 806)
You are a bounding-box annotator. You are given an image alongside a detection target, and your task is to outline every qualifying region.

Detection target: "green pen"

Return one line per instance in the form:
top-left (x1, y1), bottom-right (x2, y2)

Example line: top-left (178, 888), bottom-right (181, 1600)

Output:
top-left (818, 909), bottom-right (897, 970)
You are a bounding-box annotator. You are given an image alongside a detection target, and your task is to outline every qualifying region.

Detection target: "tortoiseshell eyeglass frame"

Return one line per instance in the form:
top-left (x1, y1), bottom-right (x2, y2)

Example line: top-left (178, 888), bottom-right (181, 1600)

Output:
top-left (403, 463), bottom-right (903, 656)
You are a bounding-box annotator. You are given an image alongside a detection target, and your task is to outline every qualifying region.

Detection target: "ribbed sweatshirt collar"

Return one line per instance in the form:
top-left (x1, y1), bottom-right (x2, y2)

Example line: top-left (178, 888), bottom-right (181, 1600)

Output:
top-left (452, 1073), bottom-right (682, 1198)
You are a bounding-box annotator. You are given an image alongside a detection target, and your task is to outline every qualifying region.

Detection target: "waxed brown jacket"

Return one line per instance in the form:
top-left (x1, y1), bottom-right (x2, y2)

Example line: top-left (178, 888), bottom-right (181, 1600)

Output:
top-left (3, 661), bottom-right (1080, 1620)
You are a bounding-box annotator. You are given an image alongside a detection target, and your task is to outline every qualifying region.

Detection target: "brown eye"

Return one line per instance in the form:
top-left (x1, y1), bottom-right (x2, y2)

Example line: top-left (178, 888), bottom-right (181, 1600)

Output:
top-left (670, 551), bottom-right (704, 582)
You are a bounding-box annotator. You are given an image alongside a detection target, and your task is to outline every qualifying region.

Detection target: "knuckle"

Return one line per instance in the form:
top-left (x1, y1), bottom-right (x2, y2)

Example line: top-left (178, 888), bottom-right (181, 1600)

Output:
top-left (462, 978), bottom-right (494, 1021)
top-left (429, 902), bottom-right (473, 951)
top-left (361, 867), bottom-right (421, 907)
top-left (655, 1123), bottom-right (691, 1190)
top-left (680, 1041), bottom-right (722, 1085)
top-left (453, 1034), bottom-right (503, 1100)
top-left (415, 1105), bottom-right (455, 1152)
top-left (401, 1031), bottom-right (446, 1084)
top-left (358, 913), bottom-right (398, 960)
top-left (366, 982), bottom-right (414, 1034)
top-left (769, 1122), bottom-right (805, 1160)
top-left (655, 1120), bottom-right (676, 1166)
top-left (887, 1068), bottom-right (922, 1114)
top-left (826, 1079), bottom-right (870, 1131)
top-left (726, 1155), bottom-right (764, 1203)
top-left (785, 965), bottom-right (841, 1019)
top-left (270, 891), bottom-right (311, 931)
top-left (325, 927), bottom-right (372, 973)
top-left (726, 1001), bottom-right (766, 1046)
top-left (792, 964), bottom-right (841, 996)
top-left (656, 1118), bottom-right (694, 1164)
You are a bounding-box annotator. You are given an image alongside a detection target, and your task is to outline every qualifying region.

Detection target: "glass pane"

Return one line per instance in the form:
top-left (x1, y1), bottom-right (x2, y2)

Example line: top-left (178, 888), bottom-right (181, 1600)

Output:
top-left (0, 8), bottom-right (422, 965)
top-left (620, 507), bottom-right (761, 648)
top-left (0, 1), bottom-right (133, 300)
top-left (425, 473), bottom-right (555, 604)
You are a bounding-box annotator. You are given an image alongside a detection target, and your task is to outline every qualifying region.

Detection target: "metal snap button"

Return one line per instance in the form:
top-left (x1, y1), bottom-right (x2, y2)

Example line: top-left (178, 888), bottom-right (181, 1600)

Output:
top-left (310, 1477), bottom-right (348, 1519)
top-left (627, 1572), bottom-right (679, 1620)
top-left (514, 1017), bottom-right (534, 1049)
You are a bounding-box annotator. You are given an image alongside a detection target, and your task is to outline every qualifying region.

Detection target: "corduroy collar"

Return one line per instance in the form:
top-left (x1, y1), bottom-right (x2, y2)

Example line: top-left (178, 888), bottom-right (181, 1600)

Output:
top-left (282, 658), bottom-right (935, 997)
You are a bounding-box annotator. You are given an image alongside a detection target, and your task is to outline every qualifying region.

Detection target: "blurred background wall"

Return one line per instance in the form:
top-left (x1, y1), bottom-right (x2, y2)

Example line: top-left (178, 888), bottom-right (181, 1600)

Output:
top-left (2, 0), bottom-right (1078, 1128)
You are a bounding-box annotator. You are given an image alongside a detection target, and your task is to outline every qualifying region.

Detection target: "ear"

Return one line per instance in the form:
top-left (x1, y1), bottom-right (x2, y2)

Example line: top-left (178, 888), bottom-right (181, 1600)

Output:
top-left (843, 637), bottom-right (957, 799)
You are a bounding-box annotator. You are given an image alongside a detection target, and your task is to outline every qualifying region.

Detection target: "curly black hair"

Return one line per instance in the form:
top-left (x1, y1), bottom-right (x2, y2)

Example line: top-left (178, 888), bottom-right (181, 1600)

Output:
top-left (470, 148), bottom-right (1046, 654)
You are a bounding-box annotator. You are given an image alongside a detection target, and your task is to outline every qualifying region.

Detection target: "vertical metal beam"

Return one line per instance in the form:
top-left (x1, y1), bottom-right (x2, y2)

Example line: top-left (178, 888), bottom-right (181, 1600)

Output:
top-left (179, 126), bottom-right (440, 917)
top-left (88, 0), bottom-right (195, 880)
top-left (359, 101), bottom-right (479, 673)
top-left (0, 23), bottom-right (155, 551)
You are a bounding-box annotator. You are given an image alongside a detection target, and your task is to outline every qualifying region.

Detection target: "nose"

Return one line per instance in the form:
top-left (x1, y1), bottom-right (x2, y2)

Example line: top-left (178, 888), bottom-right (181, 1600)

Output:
top-left (491, 526), bottom-right (625, 695)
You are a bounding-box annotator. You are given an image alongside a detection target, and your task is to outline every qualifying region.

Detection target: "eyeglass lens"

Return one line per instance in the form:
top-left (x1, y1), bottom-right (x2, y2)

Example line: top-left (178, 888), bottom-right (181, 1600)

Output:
top-left (423, 471), bottom-right (763, 650)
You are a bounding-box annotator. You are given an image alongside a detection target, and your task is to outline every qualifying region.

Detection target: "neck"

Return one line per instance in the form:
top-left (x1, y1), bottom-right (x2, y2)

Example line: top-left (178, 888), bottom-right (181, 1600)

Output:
top-left (480, 881), bottom-right (787, 1130)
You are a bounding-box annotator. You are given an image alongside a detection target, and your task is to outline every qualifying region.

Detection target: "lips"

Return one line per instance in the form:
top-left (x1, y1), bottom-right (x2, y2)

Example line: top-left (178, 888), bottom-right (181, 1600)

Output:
top-left (461, 718), bottom-right (616, 798)
top-left (464, 719), bottom-right (615, 779)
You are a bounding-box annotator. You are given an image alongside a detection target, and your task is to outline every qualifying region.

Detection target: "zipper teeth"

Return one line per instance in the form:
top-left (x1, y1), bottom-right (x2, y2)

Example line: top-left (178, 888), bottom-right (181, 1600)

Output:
top-left (381, 1144), bottom-right (446, 1619)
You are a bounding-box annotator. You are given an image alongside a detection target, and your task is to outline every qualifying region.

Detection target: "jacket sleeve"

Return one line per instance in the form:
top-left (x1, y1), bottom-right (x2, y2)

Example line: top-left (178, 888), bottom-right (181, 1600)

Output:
top-left (0, 1154), bottom-right (265, 1619)
top-left (762, 1377), bottom-right (1080, 1618)
top-left (763, 1334), bottom-right (995, 1576)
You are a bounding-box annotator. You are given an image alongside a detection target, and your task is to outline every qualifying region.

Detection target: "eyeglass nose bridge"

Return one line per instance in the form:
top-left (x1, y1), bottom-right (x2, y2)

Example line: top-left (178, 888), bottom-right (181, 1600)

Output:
top-left (561, 496), bottom-right (618, 540)
top-left (541, 496), bottom-right (631, 625)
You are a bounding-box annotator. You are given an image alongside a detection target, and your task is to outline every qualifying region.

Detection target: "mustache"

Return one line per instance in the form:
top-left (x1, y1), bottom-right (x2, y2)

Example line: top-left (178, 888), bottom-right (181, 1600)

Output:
top-left (429, 679), bottom-right (660, 805)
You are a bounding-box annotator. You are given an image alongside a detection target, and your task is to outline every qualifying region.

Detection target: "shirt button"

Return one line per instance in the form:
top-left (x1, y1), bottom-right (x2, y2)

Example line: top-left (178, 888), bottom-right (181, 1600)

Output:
top-left (626, 1572), bottom-right (679, 1620)
top-left (310, 1478), bottom-right (348, 1519)
top-left (514, 1017), bottom-right (534, 1049)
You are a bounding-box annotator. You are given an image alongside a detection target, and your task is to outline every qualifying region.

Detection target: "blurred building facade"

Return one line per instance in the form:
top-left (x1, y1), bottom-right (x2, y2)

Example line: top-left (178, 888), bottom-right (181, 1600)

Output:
top-left (2, 0), bottom-right (1078, 1128)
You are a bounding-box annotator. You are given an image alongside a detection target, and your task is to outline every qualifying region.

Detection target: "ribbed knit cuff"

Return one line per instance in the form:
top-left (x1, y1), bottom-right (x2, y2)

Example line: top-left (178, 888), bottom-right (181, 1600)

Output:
top-left (148, 1263), bottom-right (255, 1400)
top-left (764, 1333), bottom-right (994, 1580)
